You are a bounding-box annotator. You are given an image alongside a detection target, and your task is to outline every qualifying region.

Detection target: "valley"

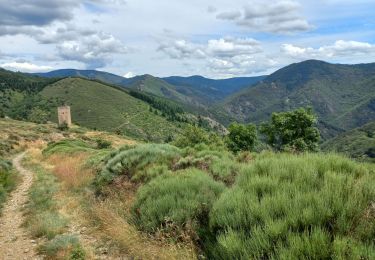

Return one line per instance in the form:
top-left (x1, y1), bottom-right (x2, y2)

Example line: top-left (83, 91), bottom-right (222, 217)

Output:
top-left (1, 59), bottom-right (374, 259)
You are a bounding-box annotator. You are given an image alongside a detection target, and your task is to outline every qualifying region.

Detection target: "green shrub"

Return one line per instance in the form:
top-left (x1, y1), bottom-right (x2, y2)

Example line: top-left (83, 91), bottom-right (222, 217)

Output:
top-left (96, 138), bottom-right (112, 149)
top-left (0, 158), bottom-right (16, 210)
top-left (38, 234), bottom-right (85, 260)
top-left (95, 144), bottom-right (181, 190)
top-left (173, 125), bottom-right (225, 149)
top-left (28, 211), bottom-right (68, 239)
top-left (208, 153), bottom-right (375, 259)
top-left (131, 169), bottom-right (225, 237)
top-left (226, 123), bottom-right (257, 153)
top-left (175, 148), bottom-right (239, 184)
top-left (43, 139), bottom-right (95, 156)
top-left (260, 107), bottom-right (320, 152)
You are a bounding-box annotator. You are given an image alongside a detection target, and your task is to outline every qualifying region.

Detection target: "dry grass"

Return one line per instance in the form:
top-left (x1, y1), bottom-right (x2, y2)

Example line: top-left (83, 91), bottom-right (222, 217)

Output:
top-left (92, 200), bottom-right (196, 260)
top-left (47, 153), bottom-right (94, 189)
top-left (84, 131), bottom-right (136, 148)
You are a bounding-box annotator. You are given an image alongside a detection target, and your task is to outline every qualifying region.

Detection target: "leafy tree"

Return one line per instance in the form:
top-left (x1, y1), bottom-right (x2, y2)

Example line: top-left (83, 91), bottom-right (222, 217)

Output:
top-left (28, 107), bottom-right (49, 124)
top-left (260, 107), bottom-right (320, 152)
top-left (173, 126), bottom-right (209, 148)
top-left (173, 125), bottom-right (224, 149)
top-left (226, 123), bottom-right (257, 153)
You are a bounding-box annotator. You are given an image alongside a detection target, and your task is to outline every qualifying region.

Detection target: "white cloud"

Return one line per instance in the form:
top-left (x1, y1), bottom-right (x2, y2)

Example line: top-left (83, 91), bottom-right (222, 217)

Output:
top-left (216, 0), bottom-right (313, 34)
top-left (56, 32), bottom-right (128, 69)
top-left (158, 37), bottom-right (275, 76)
top-left (123, 71), bottom-right (134, 78)
top-left (281, 40), bottom-right (375, 59)
top-left (0, 61), bottom-right (53, 72)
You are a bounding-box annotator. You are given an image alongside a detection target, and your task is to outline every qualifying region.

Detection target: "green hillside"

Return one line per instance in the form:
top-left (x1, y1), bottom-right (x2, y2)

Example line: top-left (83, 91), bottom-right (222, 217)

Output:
top-left (218, 60), bottom-right (375, 139)
top-left (322, 121), bottom-right (375, 162)
top-left (127, 75), bottom-right (198, 106)
top-left (40, 78), bottom-right (185, 141)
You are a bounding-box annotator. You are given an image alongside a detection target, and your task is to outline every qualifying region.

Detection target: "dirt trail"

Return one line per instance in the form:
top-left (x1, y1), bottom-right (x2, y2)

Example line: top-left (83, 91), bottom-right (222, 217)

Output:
top-left (0, 153), bottom-right (41, 260)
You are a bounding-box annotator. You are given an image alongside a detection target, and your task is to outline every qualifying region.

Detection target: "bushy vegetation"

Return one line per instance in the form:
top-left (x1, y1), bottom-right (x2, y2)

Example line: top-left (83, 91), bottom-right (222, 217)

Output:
top-left (208, 153), bottom-right (375, 259)
top-left (226, 123), bottom-right (257, 153)
top-left (96, 141), bottom-right (375, 258)
top-left (261, 107), bottom-right (320, 152)
top-left (43, 139), bottom-right (97, 156)
top-left (173, 125), bottom-right (225, 150)
top-left (131, 169), bottom-right (225, 238)
top-left (0, 157), bottom-right (17, 210)
top-left (38, 234), bottom-right (86, 260)
top-left (322, 121), bottom-right (375, 163)
top-left (95, 144), bottom-right (181, 189)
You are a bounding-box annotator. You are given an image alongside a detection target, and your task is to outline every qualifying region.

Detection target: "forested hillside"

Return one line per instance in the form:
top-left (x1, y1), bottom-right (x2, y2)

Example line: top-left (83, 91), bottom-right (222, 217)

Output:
top-left (218, 60), bottom-right (375, 139)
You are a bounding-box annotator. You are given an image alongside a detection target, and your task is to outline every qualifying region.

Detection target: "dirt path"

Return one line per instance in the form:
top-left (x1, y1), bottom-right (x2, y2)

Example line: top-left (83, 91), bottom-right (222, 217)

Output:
top-left (0, 153), bottom-right (41, 260)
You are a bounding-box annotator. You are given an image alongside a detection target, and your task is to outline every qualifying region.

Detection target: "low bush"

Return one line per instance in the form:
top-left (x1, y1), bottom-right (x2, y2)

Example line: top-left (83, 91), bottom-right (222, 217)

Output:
top-left (131, 168), bottom-right (225, 240)
top-left (96, 138), bottom-right (112, 149)
top-left (38, 234), bottom-right (85, 260)
top-left (208, 153), bottom-right (375, 259)
top-left (95, 144), bottom-right (181, 190)
top-left (0, 157), bottom-right (16, 210)
top-left (43, 139), bottom-right (96, 156)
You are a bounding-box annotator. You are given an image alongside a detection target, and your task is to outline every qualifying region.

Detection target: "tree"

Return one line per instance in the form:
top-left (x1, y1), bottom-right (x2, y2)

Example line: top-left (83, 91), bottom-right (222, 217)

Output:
top-left (226, 123), bottom-right (257, 153)
top-left (173, 125), bottom-right (209, 148)
top-left (260, 107), bottom-right (320, 152)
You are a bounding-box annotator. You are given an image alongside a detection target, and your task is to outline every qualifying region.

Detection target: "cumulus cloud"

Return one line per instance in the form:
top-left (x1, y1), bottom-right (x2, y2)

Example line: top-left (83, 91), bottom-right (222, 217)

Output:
top-left (281, 40), bottom-right (375, 59)
top-left (158, 37), bottom-right (273, 76)
top-left (157, 40), bottom-right (206, 59)
top-left (0, 61), bottom-right (53, 72)
top-left (56, 31), bottom-right (128, 69)
top-left (216, 0), bottom-right (313, 34)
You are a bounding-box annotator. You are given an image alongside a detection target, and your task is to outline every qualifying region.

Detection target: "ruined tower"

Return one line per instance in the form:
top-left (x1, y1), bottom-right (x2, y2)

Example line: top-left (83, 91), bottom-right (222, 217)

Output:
top-left (58, 105), bottom-right (72, 127)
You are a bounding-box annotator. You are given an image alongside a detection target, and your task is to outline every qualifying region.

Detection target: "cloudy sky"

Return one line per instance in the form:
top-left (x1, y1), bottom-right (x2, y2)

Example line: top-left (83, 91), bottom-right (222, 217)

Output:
top-left (0, 0), bottom-right (374, 78)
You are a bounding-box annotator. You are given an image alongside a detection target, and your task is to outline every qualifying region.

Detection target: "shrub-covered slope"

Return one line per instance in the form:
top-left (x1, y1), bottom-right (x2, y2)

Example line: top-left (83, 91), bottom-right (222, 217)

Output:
top-left (322, 121), bottom-right (375, 162)
top-left (40, 78), bottom-right (185, 141)
top-left (95, 142), bottom-right (375, 259)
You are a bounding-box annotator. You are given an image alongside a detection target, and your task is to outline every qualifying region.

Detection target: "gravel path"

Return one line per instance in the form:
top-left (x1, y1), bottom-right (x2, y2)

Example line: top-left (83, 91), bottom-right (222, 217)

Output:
top-left (0, 153), bottom-right (41, 259)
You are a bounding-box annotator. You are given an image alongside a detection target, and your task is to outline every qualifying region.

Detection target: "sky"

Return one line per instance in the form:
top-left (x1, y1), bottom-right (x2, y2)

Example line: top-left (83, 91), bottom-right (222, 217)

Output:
top-left (0, 0), bottom-right (374, 78)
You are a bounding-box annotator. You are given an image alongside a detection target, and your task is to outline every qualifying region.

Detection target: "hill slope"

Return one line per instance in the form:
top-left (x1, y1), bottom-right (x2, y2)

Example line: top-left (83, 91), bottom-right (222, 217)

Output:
top-left (35, 69), bottom-right (266, 106)
top-left (34, 69), bottom-right (132, 86)
top-left (322, 121), bottom-right (375, 162)
top-left (219, 60), bottom-right (375, 138)
top-left (163, 75), bottom-right (265, 103)
top-left (40, 78), bottom-right (184, 141)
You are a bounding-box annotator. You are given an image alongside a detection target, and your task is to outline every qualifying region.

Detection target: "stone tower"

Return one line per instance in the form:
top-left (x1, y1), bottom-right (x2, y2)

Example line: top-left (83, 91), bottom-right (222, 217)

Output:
top-left (58, 105), bottom-right (72, 127)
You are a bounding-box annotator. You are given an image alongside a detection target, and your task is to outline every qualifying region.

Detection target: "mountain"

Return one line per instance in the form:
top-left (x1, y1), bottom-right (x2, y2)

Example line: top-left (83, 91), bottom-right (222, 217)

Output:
top-left (34, 69), bottom-right (133, 86)
top-left (39, 78), bottom-right (186, 142)
top-left (35, 69), bottom-right (266, 106)
top-left (322, 121), bottom-right (375, 162)
top-left (218, 60), bottom-right (375, 139)
top-left (163, 75), bottom-right (266, 103)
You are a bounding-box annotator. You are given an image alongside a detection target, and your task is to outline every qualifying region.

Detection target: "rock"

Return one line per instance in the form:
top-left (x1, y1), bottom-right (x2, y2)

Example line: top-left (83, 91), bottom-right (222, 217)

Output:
top-left (24, 248), bottom-right (29, 253)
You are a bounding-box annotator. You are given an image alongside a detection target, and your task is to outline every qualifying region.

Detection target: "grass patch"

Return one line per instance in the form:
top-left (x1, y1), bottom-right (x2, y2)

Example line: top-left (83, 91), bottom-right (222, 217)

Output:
top-left (24, 161), bottom-right (68, 239)
top-left (43, 139), bottom-right (96, 156)
top-left (38, 234), bottom-right (85, 260)
top-left (0, 157), bottom-right (17, 211)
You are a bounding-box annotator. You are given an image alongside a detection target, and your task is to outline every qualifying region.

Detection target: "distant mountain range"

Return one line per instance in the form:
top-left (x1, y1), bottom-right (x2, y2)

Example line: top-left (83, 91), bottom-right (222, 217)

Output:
top-left (5, 59), bottom-right (375, 142)
top-left (34, 70), bottom-right (266, 108)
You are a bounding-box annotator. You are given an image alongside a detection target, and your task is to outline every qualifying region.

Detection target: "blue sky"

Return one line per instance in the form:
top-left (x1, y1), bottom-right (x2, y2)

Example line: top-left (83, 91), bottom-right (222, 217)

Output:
top-left (0, 0), bottom-right (374, 78)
